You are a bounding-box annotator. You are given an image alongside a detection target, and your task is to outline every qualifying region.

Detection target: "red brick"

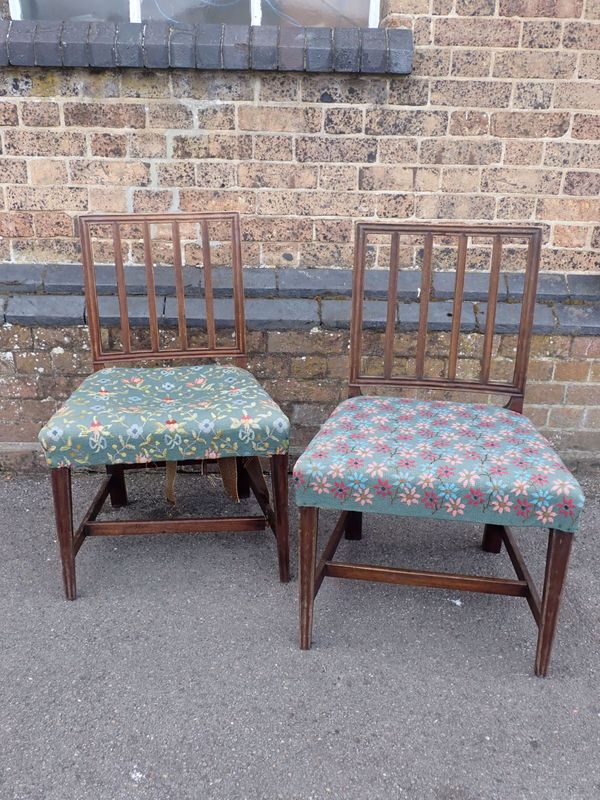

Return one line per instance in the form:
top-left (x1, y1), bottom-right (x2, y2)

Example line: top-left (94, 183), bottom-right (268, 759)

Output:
top-left (572, 114), bottom-right (600, 139)
top-left (20, 101), bottom-right (60, 127)
top-left (238, 163), bottom-right (317, 189)
top-left (500, 0), bottom-right (583, 16)
top-left (492, 51), bottom-right (576, 80)
top-left (0, 212), bottom-right (34, 237)
top-left (239, 106), bottom-right (321, 133)
top-left (6, 186), bottom-right (88, 212)
top-left (491, 112), bottom-right (570, 139)
top-left (430, 80), bottom-right (511, 108)
top-left (537, 198), bottom-right (600, 222)
top-left (0, 101), bottom-right (18, 126)
top-left (434, 18), bottom-right (521, 47)
top-left (64, 102), bottom-right (146, 129)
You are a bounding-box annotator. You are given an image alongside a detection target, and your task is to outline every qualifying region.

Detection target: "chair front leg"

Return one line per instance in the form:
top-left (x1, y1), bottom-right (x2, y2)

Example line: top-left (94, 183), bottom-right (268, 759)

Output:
top-left (50, 467), bottom-right (76, 600)
top-left (535, 529), bottom-right (573, 677)
top-left (106, 465), bottom-right (128, 507)
top-left (271, 453), bottom-right (290, 583)
top-left (299, 506), bottom-right (318, 650)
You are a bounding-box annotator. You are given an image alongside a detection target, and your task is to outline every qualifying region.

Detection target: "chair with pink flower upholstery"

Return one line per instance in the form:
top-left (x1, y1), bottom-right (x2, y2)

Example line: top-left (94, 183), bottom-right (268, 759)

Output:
top-left (295, 221), bottom-right (584, 676)
top-left (38, 212), bottom-right (289, 599)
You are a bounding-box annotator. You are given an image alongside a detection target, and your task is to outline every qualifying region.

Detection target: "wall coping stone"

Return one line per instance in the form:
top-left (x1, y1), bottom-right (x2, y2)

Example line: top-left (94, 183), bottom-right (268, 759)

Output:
top-left (0, 20), bottom-right (413, 75)
top-left (1, 264), bottom-right (599, 334)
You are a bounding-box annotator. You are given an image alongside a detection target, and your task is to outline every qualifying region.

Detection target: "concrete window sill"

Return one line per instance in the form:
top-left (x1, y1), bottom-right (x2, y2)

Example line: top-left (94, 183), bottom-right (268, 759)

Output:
top-left (0, 20), bottom-right (413, 75)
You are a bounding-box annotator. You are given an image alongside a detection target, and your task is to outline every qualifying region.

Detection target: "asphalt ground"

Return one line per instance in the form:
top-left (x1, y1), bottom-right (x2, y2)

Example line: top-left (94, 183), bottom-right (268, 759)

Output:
top-left (1, 470), bottom-right (599, 800)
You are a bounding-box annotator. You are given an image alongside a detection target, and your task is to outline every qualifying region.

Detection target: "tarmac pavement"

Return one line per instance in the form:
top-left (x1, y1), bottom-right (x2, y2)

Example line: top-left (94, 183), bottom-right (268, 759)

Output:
top-left (1, 470), bottom-right (599, 800)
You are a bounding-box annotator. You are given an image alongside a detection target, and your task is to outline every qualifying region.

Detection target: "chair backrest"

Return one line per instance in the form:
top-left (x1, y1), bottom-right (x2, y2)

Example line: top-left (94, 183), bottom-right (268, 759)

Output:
top-left (349, 222), bottom-right (542, 412)
top-left (79, 211), bottom-right (246, 370)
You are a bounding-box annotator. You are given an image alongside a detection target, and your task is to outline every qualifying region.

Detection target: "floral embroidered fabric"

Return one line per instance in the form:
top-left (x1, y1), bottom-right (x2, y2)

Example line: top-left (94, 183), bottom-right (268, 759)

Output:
top-left (293, 396), bottom-right (584, 533)
top-left (39, 365), bottom-right (289, 468)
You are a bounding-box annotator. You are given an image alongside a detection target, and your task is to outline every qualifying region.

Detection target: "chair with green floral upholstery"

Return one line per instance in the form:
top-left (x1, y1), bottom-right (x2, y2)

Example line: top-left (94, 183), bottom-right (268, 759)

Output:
top-left (295, 222), bottom-right (584, 676)
top-left (39, 212), bottom-right (289, 599)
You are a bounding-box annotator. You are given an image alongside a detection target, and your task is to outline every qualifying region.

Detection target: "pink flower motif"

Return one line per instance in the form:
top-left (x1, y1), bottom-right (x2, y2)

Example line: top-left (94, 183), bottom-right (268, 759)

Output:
top-left (353, 488), bottom-right (374, 506)
top-left (458, 470), bottom-right (479, 487)
top-left (418, 473), bottom-right (435, 488)
top-left (466, 488), bottom-right (485, 506)
top-left (558, 496), bottom-right (576, 518)
top-left (515, 496), bottom-right (533, 518)
top-left (445, 498), bottom-right (465, 517)
top-left (483, 438), bottom-right (500, 449)
top-left (375, 479), bottom-right (393, 497)
top-left (491, 495), bottom-right (513, 514)
top-left (311, 449), bottom-right (329, 461)
top-left (332, 481), bottom-right (350, 501)
top-left (366, 462), bottom-right (387, 478)
top-left (293, 472), bottom-right (305, 487)
top-left (310, 476), bottom-right (331, 494)
top-left (552, 479), bottom-right (573, 496)
top-left (422, 490), bottom-right (440, 510)
top-left (399, 487), bottom-right (421, 505)
top-left (436, 465), bottom-right (455, 479)
top-left (397, 458), bottom-right (416, 469)
top-left (536, 505), bottom-right (556, 525)
top-left (531, 473), bottom-right (548, 486)
top-left (328, 462), bottom-right (345, 478)
top-left (347, 457), bottom-right (364, 469)
top-left (375, 442), bottom-right (393, 454)
top-left (489, 465), bottom-right (508, 476)
top-left (513, 480), bottom-right (528, 496)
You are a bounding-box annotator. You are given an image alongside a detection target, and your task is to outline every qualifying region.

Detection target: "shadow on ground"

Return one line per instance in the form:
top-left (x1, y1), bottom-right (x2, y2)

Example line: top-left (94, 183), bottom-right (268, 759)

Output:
top-left (1, 470), bottom-right (599, 800)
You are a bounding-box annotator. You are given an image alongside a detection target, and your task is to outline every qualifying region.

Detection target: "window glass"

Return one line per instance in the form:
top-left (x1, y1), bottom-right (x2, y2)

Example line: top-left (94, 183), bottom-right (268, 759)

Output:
top-left (17, 0), bottom-right (375, 27)
top-left (20, 0), bottom-right (129, 22)
top-left (141, 0), bottom-right (371, 27)
top-left (141, 0), bottom-right (250, 25)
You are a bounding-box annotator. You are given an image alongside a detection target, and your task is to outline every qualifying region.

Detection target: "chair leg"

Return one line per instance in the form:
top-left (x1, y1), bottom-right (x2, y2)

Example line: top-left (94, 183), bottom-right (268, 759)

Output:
top-left (106, 465), bottom-right (128, 507)
top-left (236, 457), bottom-right (251, 499)
top-left (299, 506), bottom-right (318, 650)
top-left (535, 529), bottom-right (573, 677)
top-left (271, 454), bottom-right (290, 583)
top-left (50, 467), bottom-right (76, 600)
top-left (482, 523), bottom-right (503, 553)
top-left (344, 510), bottom-right (362, 540)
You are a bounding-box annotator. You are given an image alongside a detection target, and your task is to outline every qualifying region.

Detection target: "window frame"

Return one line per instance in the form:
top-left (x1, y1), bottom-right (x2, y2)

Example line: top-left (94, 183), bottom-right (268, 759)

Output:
top-left (9, 0), bottom-right (383, 28)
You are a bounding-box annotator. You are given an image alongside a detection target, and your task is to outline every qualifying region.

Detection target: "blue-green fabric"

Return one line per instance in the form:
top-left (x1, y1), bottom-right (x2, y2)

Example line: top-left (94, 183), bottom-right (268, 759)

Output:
top-left (294, 396), bottom-right (584, 533)
top-left (39, 365), bottom-right (289, 468)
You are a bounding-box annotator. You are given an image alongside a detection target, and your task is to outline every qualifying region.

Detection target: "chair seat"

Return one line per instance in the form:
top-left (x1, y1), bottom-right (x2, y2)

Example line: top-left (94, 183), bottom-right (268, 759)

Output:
top-left (293, 396), bottom-right (584, 533)
top-left (39, 365), bottom-right (289, 468)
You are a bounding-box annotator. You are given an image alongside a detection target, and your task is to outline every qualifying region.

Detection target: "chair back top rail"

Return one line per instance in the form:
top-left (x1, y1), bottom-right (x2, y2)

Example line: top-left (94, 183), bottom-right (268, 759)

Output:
top-left (349, 221), bottom-right (543, 410)
top-left (79, 211), bottom-right (246, 370)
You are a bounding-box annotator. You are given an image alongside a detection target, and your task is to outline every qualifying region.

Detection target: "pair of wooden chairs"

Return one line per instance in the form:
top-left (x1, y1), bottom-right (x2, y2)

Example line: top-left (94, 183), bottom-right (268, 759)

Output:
top-left (38, 212), bottom-right (584, 676)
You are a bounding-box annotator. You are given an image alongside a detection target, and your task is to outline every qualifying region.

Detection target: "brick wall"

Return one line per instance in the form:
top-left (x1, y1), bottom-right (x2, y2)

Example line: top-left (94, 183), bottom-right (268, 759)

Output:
top-left (1, 0), bottom-right (600, 468)
top-left (0, 3), bottom-right (598, 269)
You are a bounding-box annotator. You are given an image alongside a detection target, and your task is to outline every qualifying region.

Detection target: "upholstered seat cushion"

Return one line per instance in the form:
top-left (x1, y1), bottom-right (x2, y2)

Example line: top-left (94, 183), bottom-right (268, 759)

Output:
top-left (39, 365), bottom-right (289, 468)
top-left (293, 396), bottom-right (584, 533)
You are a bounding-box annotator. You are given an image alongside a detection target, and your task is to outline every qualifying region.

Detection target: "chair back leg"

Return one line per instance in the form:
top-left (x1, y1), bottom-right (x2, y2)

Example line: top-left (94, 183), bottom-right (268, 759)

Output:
top-left (535, 529), bottom-right (573, 677)
top-left (344, 511), bottom-right (363, 541)
top-left (299, 506), bottom-right (318, 649)
top-left (271, 454), bottom-right (290, 583)
top-left (106, 465), bottom-right (128, 507)
top-left (50, 467), bottom-right (76, 600)
top-left (482, 523), bottom-right (503, 554)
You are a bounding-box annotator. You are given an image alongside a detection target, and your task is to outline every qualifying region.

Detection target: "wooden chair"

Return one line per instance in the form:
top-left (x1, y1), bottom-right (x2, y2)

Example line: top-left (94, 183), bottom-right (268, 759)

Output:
top-left (295, 222), bottom-right (585, 676)
top-left (39, 212), bottom-right (289, 598)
